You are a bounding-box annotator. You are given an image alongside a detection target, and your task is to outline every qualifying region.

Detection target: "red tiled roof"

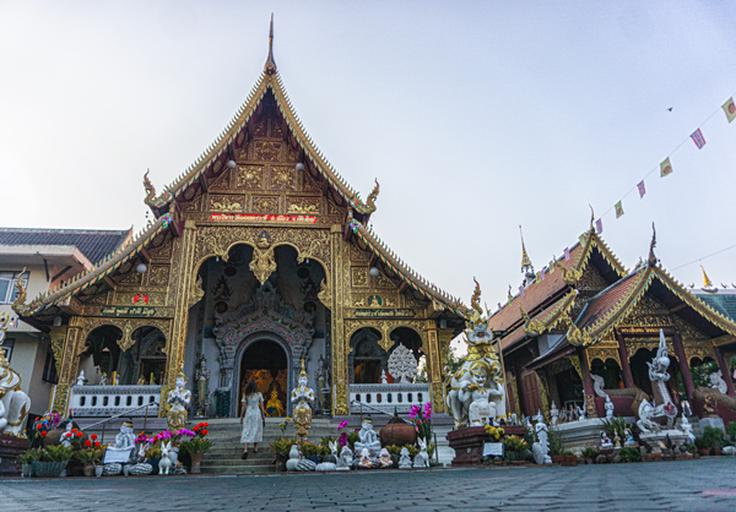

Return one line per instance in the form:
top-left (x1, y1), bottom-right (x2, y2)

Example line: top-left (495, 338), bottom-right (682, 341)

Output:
top-left (489, 243), bottom-right (584, 333)
top-left (575, 271), bottom-right (643, 330)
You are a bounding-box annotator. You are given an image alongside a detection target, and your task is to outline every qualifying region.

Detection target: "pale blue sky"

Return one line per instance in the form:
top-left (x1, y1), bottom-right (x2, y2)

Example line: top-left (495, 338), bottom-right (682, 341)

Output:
top-left (1, 1), bottom-right (735, 306)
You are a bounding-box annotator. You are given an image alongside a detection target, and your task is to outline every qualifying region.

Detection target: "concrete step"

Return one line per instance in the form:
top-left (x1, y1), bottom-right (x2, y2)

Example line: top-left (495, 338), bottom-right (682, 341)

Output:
top-left (200, 464), bottom-right (277, 474)
top-left (201, 457), bottom-right (273, 467)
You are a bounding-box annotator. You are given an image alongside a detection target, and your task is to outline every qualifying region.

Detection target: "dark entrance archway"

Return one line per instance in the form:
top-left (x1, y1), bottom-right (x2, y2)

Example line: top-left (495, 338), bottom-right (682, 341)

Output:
top-left (237, 338), bottom-right (288, 417)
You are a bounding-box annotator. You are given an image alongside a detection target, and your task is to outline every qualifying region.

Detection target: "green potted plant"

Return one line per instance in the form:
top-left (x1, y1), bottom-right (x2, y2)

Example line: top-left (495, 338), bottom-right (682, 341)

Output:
top-left (270, 437), bottom-right (296, 470)
top-left (548, 429), bottom-right (564, 464)
top-left (19, 448), bottom-right (43, 477)
top-left (75, 446), bottom-right (104, 477)
top-left (618, 447), bottom-right (641, 463)
top-left (726, 421), bottom-right (736, 444)
top-left (700, 426), bottom-right (725, 455)
top-left (299, 440), bottom-right (322, 464)
top-left (581, 447), bottom-right (599, 464)
top-left (33, 445), bottom-right (73, 477)
top-left (560, 449), bottom-right (578, 466)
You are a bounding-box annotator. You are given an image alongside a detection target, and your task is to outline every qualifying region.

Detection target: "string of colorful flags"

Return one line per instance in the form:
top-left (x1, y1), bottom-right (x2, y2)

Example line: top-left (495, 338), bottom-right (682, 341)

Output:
top-left (592, 95), bottom-right (736, 235)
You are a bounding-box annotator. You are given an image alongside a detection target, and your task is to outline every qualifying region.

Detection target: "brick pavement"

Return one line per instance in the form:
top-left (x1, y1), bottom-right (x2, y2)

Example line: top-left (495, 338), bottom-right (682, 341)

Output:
top-left (1, 458), bottom-right (735, 511)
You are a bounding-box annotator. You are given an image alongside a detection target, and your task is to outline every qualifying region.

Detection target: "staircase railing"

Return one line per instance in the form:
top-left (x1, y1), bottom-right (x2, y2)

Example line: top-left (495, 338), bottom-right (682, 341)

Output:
top-left (76, 403), bottom-right (153, 445)
top-left (350, 400), bottom-right (439, 464)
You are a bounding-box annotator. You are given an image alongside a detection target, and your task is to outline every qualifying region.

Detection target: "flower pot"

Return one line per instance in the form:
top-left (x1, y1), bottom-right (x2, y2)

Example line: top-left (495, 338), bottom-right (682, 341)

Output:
top-left (83, 464), bottom-right (95, 477)
top-left (561, 456), bottom-right (577, 466)
top-left (713, 447), bottom-right (722, 456)
top-left (149, 457), bottom-right (160, 474)
top-left (67, 459), bottom-right (84, 477)
top-left (698, 448), bottom-right (710, 456)
top-left (21, 463), bottom-right (32, 478)
top-left (31, 460), bottom-right (68, 478)
top-left (551, 455), bottom-right (564, 464)
top-left (189, 453), bottom-right (203, 474)
top-left (306, 455), bottom-right (321, 464)
top-left (95, 465), bottom-right (104, 478)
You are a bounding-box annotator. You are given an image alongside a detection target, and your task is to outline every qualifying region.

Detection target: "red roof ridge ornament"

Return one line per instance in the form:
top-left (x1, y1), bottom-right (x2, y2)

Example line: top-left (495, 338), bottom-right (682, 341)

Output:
top-left (264, 13), bottom-right (278, 75)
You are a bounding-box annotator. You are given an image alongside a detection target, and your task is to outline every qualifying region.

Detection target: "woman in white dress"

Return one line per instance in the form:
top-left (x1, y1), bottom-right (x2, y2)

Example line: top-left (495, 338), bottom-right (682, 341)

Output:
top-left (240, 380), bottom-right (265, 459)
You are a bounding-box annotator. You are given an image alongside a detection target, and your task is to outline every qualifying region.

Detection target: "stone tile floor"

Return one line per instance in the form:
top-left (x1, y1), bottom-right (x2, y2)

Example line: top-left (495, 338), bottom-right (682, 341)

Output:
top-left (1, 458), bottom-right (734, 511)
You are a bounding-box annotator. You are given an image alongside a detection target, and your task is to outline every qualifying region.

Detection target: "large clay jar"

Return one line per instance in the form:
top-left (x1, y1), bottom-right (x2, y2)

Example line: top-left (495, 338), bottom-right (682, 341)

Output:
top-left (380, 411), bottom-right (417, 447)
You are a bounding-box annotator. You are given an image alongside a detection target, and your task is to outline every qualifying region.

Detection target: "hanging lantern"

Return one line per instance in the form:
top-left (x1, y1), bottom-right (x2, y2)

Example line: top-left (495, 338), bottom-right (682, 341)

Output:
top-left (135, 262), bottom-right (148, 274)
top-left (226, 159), bottom-right (237, 169)
top-left (369, 266), bottom-right (380, 278)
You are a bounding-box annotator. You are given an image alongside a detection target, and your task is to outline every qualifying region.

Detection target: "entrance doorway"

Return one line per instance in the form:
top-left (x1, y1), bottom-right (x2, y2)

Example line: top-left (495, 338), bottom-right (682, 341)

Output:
top-left (238, 339), bottom-right (288, 417)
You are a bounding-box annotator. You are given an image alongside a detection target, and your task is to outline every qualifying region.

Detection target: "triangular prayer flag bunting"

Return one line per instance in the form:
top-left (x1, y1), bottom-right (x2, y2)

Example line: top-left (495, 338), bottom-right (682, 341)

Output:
top-left (690, 128), bottom-right (706, 149)
top-left (660, 157), bottom-right (673, 177)
top-left (563, 247), bottom-right (571, 261)
top-left (614, 200), bottom-right (624, 218)
top-left (595, 218), bottom-right (603, 234)
top-left (540, 267), bottom-right (546, 280)
top-left (722, 97), bottom-right (736, 123)
top-left (637, 180), bottom-right (646, 198)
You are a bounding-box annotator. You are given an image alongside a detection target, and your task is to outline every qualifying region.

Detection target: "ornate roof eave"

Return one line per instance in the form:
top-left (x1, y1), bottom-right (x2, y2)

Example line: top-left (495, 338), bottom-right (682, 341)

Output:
top-left (523, 288), bottom-right (578, 336)
top-left (652, 265), bottom-right (736, 338)
top-left (564, 229), bottom-right (628, 283)
top-left (566, 262), bottom-right (736, 348)
top-left (15, 218), bottom-right (169, 316)
top-left (145, 70), bottom-right (377, 218)
top-left (349, 218), bottom-right (467, 317)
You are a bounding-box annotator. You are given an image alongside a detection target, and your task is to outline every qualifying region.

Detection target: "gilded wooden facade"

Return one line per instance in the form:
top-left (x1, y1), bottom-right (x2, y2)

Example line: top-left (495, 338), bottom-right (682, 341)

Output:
top-left (16, 28), bottom-right (466, 416)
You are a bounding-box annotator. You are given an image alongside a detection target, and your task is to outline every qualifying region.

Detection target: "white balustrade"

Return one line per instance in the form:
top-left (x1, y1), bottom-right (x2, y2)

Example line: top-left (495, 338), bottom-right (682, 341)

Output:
top-left (349, 383), bottom-right (430, 414)
top-left (69, 385), bottom-right (161, 417)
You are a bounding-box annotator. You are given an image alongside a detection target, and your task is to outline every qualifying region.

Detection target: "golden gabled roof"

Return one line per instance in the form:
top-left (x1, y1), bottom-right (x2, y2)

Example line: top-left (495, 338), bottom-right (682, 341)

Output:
top-left (566, 263), bottom-right (736, 347)
top-left (17, 217), bottom-right (169, 316)
top-left (145, 23), bottom-right (376, 217)
top-left (350, 219), bottom-right (466, 316)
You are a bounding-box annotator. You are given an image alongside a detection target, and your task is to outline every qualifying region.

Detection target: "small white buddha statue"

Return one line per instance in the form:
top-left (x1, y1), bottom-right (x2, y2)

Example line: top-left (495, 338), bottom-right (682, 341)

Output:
top-left (353, 416), bottom-right (381, 457)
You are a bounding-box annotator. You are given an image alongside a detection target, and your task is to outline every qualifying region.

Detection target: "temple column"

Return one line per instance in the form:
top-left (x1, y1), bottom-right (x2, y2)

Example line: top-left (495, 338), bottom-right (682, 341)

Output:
top-left (330, 225), bottom-right (349, 416)
top-left (715, 347), bottom-right (735, 397)
top-left (425, 324), bottom-right (445, 413)
top-left (576, 347), bottom-right (597, 417)
top-left (51, 318), bottom-right (83, 413)
top-left (615, 330), bottom-right (635, 387)
top-left (165, 219), bottom-right (198, 396)
top-left (671, 332), bottom-right (695, 401)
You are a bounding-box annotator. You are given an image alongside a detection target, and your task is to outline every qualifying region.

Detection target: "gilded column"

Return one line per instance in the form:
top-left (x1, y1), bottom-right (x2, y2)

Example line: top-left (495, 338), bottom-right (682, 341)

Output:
top-left (51, 317), bottom-right (83, 413)
top-left (330, 225), bottom-right (349, 416)
top-left (165, 219), bottom-right (198, 392)
top-left (425, 324), bottom-right (445, 413)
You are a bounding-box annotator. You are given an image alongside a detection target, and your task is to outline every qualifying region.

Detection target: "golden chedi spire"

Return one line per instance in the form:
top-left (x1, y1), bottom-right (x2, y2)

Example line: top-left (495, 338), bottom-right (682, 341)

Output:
top-left (519, 225), bottom-right (535, 286)
top-left (701, 264), bottom-right (714, 290)
top-left (264, 13), bottom-right (278, 75)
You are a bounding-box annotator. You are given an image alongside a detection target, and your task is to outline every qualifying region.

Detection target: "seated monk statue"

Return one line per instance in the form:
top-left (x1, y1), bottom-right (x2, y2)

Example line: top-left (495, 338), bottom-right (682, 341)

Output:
top-left (266, 388), bottom-right (285, 417)
top-left (353, 416), bottom-right (381, 457)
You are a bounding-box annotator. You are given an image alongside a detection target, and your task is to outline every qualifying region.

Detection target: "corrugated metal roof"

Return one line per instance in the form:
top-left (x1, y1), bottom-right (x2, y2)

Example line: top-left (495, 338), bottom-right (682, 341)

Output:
top-left (0, 227), bottom-right (131, 264)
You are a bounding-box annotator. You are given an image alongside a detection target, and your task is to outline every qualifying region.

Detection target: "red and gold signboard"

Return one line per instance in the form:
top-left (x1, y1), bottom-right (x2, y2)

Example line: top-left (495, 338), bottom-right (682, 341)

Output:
top-left (210, 213), bottom-right (317, 224)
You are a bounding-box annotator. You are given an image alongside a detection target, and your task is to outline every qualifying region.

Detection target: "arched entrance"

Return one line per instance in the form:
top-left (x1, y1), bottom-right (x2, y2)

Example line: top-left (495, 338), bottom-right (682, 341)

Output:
top-left (235, 337), bottom-right (289, 417)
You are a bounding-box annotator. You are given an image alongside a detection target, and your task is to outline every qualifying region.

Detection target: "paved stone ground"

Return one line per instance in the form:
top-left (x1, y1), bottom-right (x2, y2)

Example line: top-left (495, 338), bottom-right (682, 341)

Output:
top-left (1, 458), bottom-right (735, 511)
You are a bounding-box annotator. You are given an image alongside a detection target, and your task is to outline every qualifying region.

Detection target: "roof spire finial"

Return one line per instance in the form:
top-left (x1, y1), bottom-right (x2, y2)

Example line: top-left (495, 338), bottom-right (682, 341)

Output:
top-left (647, 222), bottom-right (658, 267)
top-left (264, 13), bottom-right (278, 75)
top-left (701, 264), bottom-right (714, 290)
top-left (588, 204), bottom-right (595, 232)
top-left (519, 225), bottom-right (535, 286)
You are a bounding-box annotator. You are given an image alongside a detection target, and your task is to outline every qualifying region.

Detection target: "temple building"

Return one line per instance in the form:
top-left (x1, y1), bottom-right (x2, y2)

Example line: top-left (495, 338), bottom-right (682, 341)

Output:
top-left (14, 23), bottom-right (465, 419)
top-left (490, 221), bottom-right (736, 421)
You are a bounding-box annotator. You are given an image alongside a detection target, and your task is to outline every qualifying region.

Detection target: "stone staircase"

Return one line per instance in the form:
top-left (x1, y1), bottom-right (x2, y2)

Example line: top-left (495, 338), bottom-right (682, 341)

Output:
top-left (200, 417), bottom-right (340, 475)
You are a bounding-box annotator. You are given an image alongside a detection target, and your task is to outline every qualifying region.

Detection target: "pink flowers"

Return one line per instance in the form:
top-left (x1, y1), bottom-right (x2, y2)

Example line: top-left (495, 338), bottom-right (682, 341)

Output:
top-left (337, 420), bottom-right (349, 430)
top-left (423, 402), bottom-right (432, 420)
top-left (135, 432), bottom-right (150, 445)
top-left (338, 431), bottom-right (349, 448)
top-left (408, 404), bottom-right (421, 419)
top-left (177, 428), bottom-right (196, 438)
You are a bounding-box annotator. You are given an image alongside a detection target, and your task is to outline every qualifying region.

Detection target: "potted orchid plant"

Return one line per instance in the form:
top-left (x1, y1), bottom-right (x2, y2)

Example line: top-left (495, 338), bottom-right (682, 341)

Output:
top-left (409, 402), bottom-right (434, 459)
